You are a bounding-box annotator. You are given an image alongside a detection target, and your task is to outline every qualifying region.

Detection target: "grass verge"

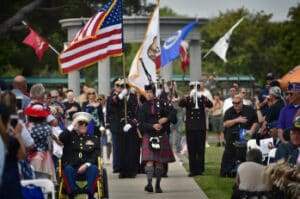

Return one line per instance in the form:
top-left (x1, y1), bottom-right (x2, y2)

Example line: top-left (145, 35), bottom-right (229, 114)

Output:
top-left (184, 143), bottom-right (235, 199)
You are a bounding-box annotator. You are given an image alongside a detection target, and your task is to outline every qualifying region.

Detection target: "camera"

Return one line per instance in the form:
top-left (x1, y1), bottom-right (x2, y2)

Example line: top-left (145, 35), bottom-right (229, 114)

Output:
top-left (16, 96), bottom-right (23, 110)
top-left (10, 115), bottom-right (19, 128)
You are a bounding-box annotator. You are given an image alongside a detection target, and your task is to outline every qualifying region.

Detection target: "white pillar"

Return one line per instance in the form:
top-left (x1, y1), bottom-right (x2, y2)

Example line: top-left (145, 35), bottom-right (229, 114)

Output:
top-left (64, 24), bottom-right (82, 97)
top-left (98, 58), bottom-right (111, 96)
top-left (68, 72), bottom-right (81, 96)
top-left (189, 40), bottom-right (201, 81)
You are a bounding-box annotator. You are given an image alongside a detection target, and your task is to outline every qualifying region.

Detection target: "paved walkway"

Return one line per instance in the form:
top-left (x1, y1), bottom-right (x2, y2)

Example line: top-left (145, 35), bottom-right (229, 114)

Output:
top-left (105, 152), bottom-right (208, 199)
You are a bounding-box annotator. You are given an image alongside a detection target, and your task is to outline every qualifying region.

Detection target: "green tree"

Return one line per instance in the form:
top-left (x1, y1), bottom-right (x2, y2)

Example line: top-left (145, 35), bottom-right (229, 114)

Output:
top-left (0, 0), bottom-right (150, 78)
top-left (201, 7), bottom-right (299, 83)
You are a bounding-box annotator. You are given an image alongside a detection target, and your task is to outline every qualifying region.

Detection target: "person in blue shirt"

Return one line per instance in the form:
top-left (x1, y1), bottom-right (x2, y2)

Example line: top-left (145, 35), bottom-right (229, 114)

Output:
top-left (275, 116), bottom-right (300, 165)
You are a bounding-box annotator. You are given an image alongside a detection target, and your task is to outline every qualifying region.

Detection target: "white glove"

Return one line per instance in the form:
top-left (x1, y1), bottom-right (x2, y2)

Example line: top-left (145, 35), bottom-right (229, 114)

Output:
top-left (123, 123), bottom-right (132, 132)
top-left (106, 129), bottom-right (112, 143)
top-left (197, 92), bottom-right (202, 98)
top-left (189, 89), bottom-right (196, 97)
top-left (118, 88), bottom-right (128, 100)
top-left (99, 126), bottom-right (105, 132)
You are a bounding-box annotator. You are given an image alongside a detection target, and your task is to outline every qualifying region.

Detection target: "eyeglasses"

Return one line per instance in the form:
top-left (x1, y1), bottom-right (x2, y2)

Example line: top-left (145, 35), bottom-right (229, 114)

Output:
top-left (232, 101), bottom-right (241, 105)
top-left (78, 121), bottom-right (88, 126)
top-left (286, 92), bottom-right (294, 96)
top-left (51, 96), bottom-right (58, 99)
top-left (98, 98), bottom-right (103, 101)
top-left (87, 92), bottom-right (95, 95)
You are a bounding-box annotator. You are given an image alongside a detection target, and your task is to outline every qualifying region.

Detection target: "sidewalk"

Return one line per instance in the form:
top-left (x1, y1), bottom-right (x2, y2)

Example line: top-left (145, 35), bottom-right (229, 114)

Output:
top-left (105, 152), bottom-right (208, 199)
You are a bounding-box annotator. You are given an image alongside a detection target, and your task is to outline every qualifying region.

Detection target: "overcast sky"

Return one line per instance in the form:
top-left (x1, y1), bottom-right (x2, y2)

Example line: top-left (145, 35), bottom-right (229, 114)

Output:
top-left (148, 0), bottom-right (299, 21)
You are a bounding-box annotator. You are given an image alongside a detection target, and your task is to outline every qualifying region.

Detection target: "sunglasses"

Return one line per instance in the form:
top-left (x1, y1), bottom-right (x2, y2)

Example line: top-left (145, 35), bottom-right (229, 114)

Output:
top-left (232, 101), bottom-right (241, 105)
top-left (78, 121), bottom-right (88, 126)
top-left (88, 92), bottom-right (95, 95)
top-left (115, 84), bottom-right (124, 88)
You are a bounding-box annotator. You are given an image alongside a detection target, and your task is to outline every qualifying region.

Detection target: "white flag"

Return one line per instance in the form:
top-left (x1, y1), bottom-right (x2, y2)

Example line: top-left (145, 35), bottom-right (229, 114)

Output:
top-left (204, 17), bottom-right (244, 62)
top-left (128, 3), bottom-right (160, 94)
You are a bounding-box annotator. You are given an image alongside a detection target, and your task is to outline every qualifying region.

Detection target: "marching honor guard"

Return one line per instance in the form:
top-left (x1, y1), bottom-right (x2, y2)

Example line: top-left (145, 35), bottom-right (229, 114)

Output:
top-left (179, 81), bottom-right (213, 177)
top-left (139, 84), bottom-right (177, 193)
top-left (106, 78), bottom-right (124, 173)
top-left (118, 81), bottom-right (140, 178)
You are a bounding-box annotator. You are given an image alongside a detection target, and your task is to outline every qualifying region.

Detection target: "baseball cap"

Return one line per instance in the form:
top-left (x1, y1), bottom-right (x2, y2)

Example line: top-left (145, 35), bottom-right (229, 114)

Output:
top-left (266, 72), bottom-right (274, 80)
top-left (269, 86), bottom-right (281, 98)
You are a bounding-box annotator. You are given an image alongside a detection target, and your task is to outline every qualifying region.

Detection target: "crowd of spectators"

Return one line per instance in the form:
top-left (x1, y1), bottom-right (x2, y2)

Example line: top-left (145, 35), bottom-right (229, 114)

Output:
top-left (0, 73), bottom-right (299, 199)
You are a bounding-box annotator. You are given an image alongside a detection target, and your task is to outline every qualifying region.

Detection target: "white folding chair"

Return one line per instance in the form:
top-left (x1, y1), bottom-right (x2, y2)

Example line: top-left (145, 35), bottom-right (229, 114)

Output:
top-left (247, 139), bottom-right (260, 151)
top-left (267, 148), bottom-right (277, 165)
top-left (21, 178), bottom-right (55, 199)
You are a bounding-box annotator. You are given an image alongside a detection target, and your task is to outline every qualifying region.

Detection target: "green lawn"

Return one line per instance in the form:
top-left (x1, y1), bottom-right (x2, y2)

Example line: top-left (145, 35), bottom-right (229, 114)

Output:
top-left (184, 143), bottom-right (235, 199)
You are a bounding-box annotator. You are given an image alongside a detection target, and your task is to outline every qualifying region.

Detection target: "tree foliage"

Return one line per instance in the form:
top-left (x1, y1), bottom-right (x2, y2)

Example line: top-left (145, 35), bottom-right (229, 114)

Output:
top-left (0, 0), bottom-right (151, 78)
top-left (202, 5), bottom-right (300, 83)
top-left (1, 1), bottom-right (300, 85)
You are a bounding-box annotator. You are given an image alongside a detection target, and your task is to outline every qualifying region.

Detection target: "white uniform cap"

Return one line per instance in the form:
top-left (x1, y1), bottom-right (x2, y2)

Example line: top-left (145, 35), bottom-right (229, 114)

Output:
top-left (72, 112), bottom-right (92, 122)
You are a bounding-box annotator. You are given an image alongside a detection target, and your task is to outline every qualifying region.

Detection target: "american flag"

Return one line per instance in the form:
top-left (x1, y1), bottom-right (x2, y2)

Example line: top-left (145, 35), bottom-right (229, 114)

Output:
top-left (58, 0), bottom-right (123, 74)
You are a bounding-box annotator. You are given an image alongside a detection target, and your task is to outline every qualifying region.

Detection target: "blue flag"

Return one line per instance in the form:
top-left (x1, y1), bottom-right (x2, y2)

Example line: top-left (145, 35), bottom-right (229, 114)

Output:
top-left (161, 21), bottom-right (197, 67)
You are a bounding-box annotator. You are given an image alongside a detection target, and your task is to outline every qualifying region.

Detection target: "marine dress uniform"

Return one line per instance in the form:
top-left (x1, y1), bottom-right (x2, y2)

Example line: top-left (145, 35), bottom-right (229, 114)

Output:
top-left (179, 91), bottom-right (213, 176)
top-left (59, 112), bottom-right (100, 199)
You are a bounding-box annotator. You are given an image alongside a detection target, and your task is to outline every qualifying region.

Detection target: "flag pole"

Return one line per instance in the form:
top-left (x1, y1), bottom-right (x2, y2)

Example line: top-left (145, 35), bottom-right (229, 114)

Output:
top-left (22, 20), bottom-right (59, 55)
top-left (122, 53), bottom-right (128, 124)
top-left (203, 49), bottom-right (212, 59)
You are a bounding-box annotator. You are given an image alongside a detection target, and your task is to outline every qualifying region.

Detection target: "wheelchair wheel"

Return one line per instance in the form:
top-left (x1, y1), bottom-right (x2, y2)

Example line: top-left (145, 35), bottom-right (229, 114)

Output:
top-left (100, 168), bottom-right (109, 199)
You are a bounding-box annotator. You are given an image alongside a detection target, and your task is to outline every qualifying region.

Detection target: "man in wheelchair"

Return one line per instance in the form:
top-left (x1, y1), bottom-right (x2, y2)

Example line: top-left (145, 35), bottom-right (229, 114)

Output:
top-left (59, 112), bottom-right (100, 199)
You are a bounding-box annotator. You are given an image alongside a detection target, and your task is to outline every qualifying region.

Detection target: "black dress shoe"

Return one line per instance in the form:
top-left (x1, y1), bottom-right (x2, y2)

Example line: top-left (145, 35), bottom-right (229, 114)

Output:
top-left (144, 184), bottom-right (153, 192)
top-left (127, 174), bottom-right (136, 178)
top-left (113, 169), bottom-right (120, 173)
top-left (188, 173), bottom-right (196, 177)
top-left (118, 173), bottom-right (126, 178)
top-left (161, 173), bottom-right (168, 178)
top-left (188, 172), bottom-right (203, 177)
top-left (155, 186), bottom-right (163, 193)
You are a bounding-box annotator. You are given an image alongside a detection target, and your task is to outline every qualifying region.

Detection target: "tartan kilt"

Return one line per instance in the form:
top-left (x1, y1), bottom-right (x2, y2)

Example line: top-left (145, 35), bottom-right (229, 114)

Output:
top-left (142, 132), bottom-right (175, 163)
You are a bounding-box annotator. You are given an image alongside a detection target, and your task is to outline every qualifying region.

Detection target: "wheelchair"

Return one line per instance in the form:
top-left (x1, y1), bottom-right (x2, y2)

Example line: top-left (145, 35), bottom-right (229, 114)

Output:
top-left (58, 157), bottom-right (109, 199)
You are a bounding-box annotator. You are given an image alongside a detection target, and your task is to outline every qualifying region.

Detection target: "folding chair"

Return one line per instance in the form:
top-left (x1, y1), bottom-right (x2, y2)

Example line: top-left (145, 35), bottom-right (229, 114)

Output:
top-left (246, 139), bottom-right (260, 151)
top-left (21, 178), bottom-right (55, 199)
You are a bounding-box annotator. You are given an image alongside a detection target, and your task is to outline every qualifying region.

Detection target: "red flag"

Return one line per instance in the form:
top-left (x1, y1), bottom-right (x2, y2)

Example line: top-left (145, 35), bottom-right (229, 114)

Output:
top-left (179, 40), bottom-right (189, 75)
top-left (58, 0), bottom-right (123, 74)
top-left (23, 27), bottom-right (48, 61)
